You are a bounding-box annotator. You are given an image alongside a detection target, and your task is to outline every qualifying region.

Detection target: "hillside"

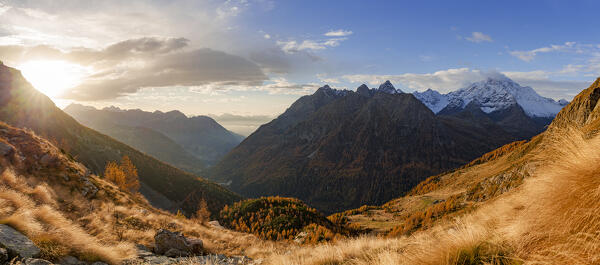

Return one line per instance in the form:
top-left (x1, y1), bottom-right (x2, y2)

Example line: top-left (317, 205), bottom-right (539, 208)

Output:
top-left (63, 104), bottom-right (205, 175)
top-left (0, 62), bottom-right (240, 215)
top-left (64, 104), bottom-right (244, 166)
top-left (219, 196), bottom-right (358, 243)
top-left (266, 79), bottom-right (600, 264)
top-left (340, 79), bottom-right (600, 235)
top-left (210, 82), bottom-right (539, 213)
top-left (0, 121), bottom-right (282, 264)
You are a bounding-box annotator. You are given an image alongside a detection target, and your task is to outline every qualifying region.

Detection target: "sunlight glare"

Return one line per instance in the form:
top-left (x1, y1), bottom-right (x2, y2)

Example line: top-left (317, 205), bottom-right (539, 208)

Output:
top-left (18, 60), bottom-right (89, 99)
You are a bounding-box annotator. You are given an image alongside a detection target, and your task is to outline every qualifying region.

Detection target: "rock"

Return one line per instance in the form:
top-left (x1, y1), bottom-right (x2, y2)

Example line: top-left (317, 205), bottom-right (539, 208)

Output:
top-left (140, 255), bottom-right (173, 265)
top-left (90, 262), bottom-right (108, 265)
top-left (58, 256), bottom-right (86, 265)
top-left (164, 248), bottom-right (190, 258)
top-left (0, 141), bottom-right (14, 156)
top-left (208, 220), bottom-right (224, 229)
top-left (188, 239), bottom-right (204, 254)
top-left (23, 258), bottom-right (53, 265)
top-left (39, 153), bottom-right (55, 166)
top-left (0, 224), bottom-right (40, 259)
top-left (154, 229), bottom-right (192, 255)
top-left (0, 248), bottom-right (7, 263)
top-left (79, 176), bottom-right (98, 198)
top-left (293, 231), bottom-right (308, 244)
top-left (60, 173), bottom-right (70, 182)
top-left (135, 244), bottom-right (150, 252)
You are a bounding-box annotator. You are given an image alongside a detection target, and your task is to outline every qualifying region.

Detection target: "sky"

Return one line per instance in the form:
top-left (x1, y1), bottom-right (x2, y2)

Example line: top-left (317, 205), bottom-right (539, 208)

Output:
top-left (1, 0), bottom-right (600, 135)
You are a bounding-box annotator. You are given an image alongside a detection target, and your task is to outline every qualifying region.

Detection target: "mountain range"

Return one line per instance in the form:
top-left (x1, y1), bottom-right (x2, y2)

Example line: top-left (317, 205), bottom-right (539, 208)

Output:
top-left (209, 76), bottom-right (562, 213)
top-left (64, 104), bottom-right (244, 169)
top-left (0, 62), bottom-right (240, 214)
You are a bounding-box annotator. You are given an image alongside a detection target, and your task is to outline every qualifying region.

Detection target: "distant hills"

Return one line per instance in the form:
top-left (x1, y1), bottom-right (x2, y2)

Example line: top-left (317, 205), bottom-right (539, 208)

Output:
top-left (210, 76), bottom-right (561, 213)
top-left (64, 104), bottom-right (244, 168)
top-left (0, 63), bottom-right (240, 214)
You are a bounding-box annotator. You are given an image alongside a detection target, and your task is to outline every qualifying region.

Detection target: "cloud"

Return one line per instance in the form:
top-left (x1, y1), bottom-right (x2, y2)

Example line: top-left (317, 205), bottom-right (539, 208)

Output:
top-left (0, 37), bottom-right (267, 100)
top-left (503, 70), bottom-right (589, 99)
top-left (343, 68), bottom-right (590, 99)
top-left (344, 68), bottom-right (486, 93)
top-left (249, 48), bottom-right (292, 74)
top-left (316, 74), bottom-right (341, 84)
top-left (277, 38), bottom-right (346, 53)
top-left (509, 42), bottom-right (576, 62)
top-left (465, 32), bottom-right (492, 43)
top-left (0, 0), bottom-right (250, 50)
top-left (324, 29), bottom-right (353, 37)
top-left (258, 77), bottom-right (321, 95)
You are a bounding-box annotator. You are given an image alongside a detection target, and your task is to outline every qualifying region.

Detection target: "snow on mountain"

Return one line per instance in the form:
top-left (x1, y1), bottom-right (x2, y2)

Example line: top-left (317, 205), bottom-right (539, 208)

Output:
top-left (319, 85), bottom-right (350, 97)
top-left (558, 99), bottom-right (570, 106)
top-left (413, 89), bottom-right (449, 114)
top-left (355, 81), bottom-right (403, 96)
top-left (413, 76), bottom-right (565, 118)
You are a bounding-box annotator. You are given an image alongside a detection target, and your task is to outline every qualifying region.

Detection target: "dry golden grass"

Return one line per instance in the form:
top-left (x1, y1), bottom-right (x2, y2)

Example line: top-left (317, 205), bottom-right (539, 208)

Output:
top-left (0, 171), bottom-right (135, 264)
top-left (0, 123), bottom-right (284, 264)
top-left (267, 127), bottom-right (600, 265)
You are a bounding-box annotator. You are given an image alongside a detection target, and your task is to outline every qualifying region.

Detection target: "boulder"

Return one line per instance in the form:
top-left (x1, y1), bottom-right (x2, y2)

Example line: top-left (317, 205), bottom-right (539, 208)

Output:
top-left (23, 258), bottom-right (53, 265)
top-left (208, 220), bottom-right (224, 229)
top-left (79, 176), bottom-right (98, 198)
top-left (39, 153), bottom-right (56, 166)
top-left (154, 229), bottom-right (192, 255)
top-left (58, 256), bottom-right (86, 265)
top-left (164, 248), bottom-right (190, 258)
top-left (0, 248), bottom-right (7, 263)
top-left (0, 224), bottom-right (40, 259)
top-left (153, 229), bottom-right (204, 256)
top-left (0, 141), bottom-right (14, 156)
top-left (188, 239), bottom-right (204, 255)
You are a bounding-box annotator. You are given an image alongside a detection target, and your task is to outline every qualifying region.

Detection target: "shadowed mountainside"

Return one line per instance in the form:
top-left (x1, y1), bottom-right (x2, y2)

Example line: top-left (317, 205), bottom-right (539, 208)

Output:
top-left (210, 83), bottom-right (539, 213)
top-left (0, 62), bottom-right (240, 215)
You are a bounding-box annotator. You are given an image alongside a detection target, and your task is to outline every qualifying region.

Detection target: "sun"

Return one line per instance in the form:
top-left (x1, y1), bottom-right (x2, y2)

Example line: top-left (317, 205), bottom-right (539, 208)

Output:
top-left (18, 60), bottom-right (89, 99)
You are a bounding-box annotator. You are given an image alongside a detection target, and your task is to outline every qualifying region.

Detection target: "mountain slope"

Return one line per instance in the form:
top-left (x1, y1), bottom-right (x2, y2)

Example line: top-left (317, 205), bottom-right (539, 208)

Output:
top-left (64, 104), bottom-right (243, 166)
top-left (210, 83), bottom-right (519, 213)
top-left (342, 77), bottom-right (600, 236)
top-left (268, 79), bottom-right (600, 265)
top-left (0, 62), bottom-right (240, 214)
top-left (0, 121), bottom-right (281, 264)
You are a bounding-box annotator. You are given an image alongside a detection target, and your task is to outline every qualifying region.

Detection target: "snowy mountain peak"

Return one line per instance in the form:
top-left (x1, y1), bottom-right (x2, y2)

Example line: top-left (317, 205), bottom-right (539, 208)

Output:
top-left (414, 76), bottom-right (565, 118)
top-left (378, 80), bottom-right (402, 94)
top-left (413, 89), bottom-right (449, 114)
top-left (558, 99), bottom-right (570, 106)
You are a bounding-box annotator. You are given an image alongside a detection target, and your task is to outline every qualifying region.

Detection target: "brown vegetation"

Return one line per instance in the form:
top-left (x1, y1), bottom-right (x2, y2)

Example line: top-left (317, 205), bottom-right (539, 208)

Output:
top-left (0, 122), bottom-right (282, 264)
top-left (265, 125), bottom-right (600, 264)
top-left (219, 196), bottom-right (362, 243)
top-left (103, 156), bottom-right (140, 193)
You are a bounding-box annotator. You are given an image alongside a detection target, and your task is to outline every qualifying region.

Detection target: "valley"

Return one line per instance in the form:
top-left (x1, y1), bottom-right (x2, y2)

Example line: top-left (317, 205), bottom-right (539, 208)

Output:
top-left (0, 2), bottom-right (598, 264)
